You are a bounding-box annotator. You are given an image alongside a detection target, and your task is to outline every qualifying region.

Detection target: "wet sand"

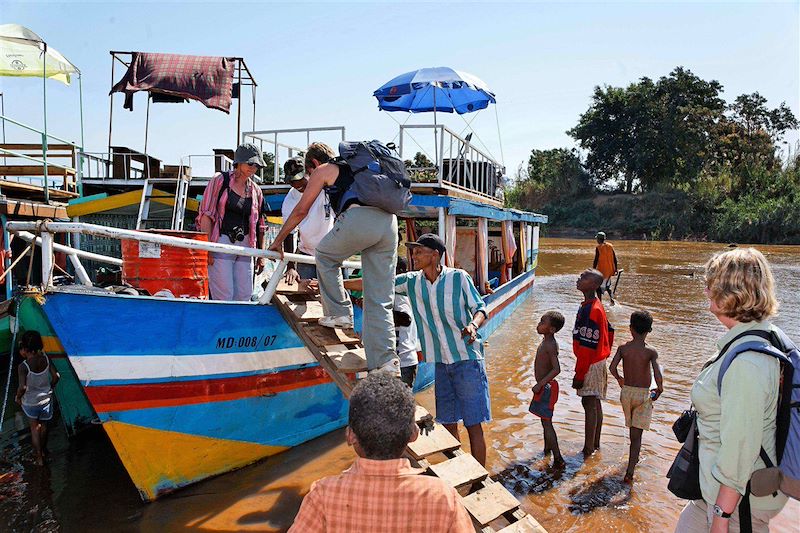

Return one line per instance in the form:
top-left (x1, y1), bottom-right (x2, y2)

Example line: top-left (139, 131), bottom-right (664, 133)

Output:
top-left (2, 238), bottom-right (799, 531)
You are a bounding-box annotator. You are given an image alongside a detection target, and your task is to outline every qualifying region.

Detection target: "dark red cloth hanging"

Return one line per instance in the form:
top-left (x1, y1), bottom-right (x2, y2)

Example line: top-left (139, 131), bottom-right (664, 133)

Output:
top-left (111, 52), bottom-right (235, 113)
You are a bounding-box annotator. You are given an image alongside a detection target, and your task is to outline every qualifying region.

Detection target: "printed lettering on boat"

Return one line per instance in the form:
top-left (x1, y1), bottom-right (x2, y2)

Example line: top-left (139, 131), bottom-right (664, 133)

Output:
top-left (215, 335), bottom-right (278, 350)
top-left (139, 242), bottom-right (161, 258)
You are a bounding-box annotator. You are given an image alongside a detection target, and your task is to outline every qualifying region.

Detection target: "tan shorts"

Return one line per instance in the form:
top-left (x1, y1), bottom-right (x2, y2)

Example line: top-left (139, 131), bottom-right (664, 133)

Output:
top-left (620, 385), bottom-right (652, 430)
top-left (577, 359), bottom-right (608, 399)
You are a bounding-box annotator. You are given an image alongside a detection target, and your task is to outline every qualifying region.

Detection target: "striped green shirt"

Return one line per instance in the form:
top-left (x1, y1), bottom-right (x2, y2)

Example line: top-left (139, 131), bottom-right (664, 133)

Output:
top-left (394, 267), bottom-right (487, 364)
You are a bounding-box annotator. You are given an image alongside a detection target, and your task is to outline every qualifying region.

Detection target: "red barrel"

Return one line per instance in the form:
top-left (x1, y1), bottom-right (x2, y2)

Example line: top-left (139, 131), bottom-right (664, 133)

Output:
top-left (121, 230), bottom-right (209, 298)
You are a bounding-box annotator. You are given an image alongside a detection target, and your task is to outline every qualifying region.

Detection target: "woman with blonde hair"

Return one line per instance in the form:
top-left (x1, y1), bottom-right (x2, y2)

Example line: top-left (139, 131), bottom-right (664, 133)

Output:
top-left (675, 248), bottom-right (787, 532)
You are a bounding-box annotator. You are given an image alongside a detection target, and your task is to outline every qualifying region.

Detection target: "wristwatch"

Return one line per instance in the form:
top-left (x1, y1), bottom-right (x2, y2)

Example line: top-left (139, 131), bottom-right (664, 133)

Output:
top-left (712, 504), bottom-right (733, 519)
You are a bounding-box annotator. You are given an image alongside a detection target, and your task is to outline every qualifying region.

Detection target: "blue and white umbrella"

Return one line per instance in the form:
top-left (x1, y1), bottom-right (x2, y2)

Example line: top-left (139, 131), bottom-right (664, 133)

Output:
top-left (373, 67), bottom-right (496, 119)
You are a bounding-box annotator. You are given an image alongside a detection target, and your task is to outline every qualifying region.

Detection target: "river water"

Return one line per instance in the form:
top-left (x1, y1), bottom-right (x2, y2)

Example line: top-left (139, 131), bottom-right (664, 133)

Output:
top-left (1, 238), bottom-right (799, 532)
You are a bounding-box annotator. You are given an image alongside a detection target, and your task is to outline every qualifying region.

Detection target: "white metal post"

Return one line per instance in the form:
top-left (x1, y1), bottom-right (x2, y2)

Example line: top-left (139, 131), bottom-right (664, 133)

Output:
top-left (40, 232), bottom-right (54, 288)
top-left (68, 254), bottom-right (92, 286)
top-left (259, 258), bottom-right (287, 304)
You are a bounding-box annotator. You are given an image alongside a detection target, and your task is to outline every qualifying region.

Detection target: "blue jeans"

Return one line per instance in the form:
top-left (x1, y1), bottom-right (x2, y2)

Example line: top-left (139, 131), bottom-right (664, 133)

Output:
top-left (435, 359), bottom-right (491, 427)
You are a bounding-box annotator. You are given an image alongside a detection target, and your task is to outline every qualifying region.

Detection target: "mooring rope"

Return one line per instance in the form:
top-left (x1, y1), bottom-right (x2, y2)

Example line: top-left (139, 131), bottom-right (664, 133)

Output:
top-left (0, 295), bottom-right (21, 434)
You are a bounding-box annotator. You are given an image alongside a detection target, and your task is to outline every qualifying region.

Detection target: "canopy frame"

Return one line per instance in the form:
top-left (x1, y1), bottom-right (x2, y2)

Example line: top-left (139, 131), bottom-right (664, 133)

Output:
top-left (107, 51), bottom-right (258, 162)
top-left (0, 25), bottom-right (85, 205)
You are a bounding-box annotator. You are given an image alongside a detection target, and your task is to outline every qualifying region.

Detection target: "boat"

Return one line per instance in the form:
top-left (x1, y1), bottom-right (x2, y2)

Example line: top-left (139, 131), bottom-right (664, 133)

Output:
top-left (2, 54), bottom-right (548, 502)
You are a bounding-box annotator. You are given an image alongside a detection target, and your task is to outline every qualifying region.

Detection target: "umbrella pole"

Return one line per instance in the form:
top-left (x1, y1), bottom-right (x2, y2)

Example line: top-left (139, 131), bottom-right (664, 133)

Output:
top-left (42, 42), bottom-right (49, 205)
top-left (78, 73), bottom-right (85, 197)
top-left (432, 88), bottom-right (438, 167)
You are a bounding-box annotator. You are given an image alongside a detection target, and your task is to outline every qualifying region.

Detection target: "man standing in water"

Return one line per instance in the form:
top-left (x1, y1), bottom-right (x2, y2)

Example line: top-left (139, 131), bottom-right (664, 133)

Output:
top-left (269, 143), bottom-right (400, 375)
top-left (572, 269), bottom-right (614, 456)
top-left (593, 231), bottom-right (618, 304)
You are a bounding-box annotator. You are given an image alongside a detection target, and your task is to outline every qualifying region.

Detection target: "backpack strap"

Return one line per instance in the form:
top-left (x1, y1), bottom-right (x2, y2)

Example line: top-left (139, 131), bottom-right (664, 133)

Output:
top-left (716, 341), bottom-right (789, 395)
top-left (215, 171), bottom-right (231, 211)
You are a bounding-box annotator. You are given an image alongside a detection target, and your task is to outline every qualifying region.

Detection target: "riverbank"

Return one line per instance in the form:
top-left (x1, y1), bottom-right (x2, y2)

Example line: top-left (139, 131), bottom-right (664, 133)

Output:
top-left (519, 183), bottom-right (800, 245)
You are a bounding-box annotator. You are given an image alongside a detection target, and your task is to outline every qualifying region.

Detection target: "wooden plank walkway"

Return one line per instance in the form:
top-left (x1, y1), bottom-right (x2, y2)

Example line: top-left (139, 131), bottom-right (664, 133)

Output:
top-left (272, 283), bottom-right (547, 532)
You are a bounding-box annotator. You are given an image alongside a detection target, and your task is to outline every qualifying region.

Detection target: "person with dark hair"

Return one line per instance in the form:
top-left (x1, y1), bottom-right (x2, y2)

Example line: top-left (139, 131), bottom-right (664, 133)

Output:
top-left (395, 234), bottom-right (491, 466)
top-left (572, 268), bottom-right (614, 456)
top-left (529, 310), bottom-right (566, 467)
top-left (393, 257), bottom-right (421, 388)
top-left (609, 309), bottom-right (663, 483)
top-left (15, 330), bottom-right (60, 466)
top-left (269, 142), bottom-right (400, 376)
top-left (280, 157), bottom-right (333, 284)
top-left (288, 374), bottom-right (473, 532)
top-left (196, 143), bottom-right (266, 301)
top-left (593, 231), bottom-right (619, 304)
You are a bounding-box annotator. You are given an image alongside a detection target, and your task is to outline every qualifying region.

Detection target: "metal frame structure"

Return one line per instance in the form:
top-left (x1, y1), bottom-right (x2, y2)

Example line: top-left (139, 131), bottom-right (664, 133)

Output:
top-left (243, 126), bottom-right (346, 185)
top-left (5, 221), bottom-right (361, 305)
top-left (399, 124), bottom-right (504, 201)
top-left (106, 51), bottom-right (258, 173)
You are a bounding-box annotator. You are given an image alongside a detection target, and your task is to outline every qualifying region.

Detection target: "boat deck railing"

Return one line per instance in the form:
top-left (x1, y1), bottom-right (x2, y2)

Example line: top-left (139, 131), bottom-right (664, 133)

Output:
top-left (399, 124), bottom-right (504, 202)
top-left (5, 221), bottom-right (360, 305)
top-left (243, 126), bottom-right (347, 186)
top-left (0, 114), bottom-right (83, 200)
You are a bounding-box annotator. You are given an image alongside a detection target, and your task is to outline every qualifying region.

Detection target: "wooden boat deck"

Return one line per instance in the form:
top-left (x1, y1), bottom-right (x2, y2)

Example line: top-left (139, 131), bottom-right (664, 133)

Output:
top-left (272, 283), bottom-right (547, 533)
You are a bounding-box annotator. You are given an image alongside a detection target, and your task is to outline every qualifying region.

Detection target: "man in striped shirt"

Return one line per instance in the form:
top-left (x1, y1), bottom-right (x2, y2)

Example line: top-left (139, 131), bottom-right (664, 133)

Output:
top-left (396, 234), bottom-right (491, 466)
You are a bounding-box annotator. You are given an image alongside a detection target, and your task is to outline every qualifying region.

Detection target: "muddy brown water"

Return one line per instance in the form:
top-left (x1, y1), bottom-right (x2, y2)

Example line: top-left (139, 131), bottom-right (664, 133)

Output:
top-left (1, 238), bottom-right (799, 532)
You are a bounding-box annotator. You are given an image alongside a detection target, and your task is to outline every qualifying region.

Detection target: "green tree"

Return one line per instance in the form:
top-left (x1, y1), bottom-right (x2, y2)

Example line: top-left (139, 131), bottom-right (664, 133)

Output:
top-left (524, 148), bottom-right (593, 194)
top-left (569, 67), bottom-right (725, 193)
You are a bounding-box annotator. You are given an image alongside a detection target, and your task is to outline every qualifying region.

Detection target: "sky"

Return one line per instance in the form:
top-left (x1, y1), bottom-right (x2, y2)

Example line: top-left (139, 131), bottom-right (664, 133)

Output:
top-left (2, 1), bottom-right (799, 180)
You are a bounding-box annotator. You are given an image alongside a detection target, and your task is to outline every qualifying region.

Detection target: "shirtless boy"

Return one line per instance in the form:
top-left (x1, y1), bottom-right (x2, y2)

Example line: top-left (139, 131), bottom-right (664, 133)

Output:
top-left (609, 310), bottom-right (663, 483)
top-left (529, 310), bottom-right (566, 467)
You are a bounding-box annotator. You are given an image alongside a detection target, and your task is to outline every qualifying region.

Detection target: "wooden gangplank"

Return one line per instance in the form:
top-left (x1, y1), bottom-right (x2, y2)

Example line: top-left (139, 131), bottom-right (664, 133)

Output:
top-left (272, 282), bottom-right (547, 532)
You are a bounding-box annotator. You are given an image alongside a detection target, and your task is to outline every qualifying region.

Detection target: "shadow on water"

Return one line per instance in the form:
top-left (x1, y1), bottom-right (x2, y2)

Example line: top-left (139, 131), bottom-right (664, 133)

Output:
top-left (495, 452), bottom-right (584, 496)
top-left (567, 466), bottom-right (632, 514)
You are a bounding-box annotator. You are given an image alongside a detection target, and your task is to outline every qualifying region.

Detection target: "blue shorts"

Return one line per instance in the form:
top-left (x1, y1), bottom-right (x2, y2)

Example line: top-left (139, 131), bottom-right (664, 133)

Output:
top-left (22, 400), bottom-right (53, 421)
top-left (434, 359), bottom-right (491, 427)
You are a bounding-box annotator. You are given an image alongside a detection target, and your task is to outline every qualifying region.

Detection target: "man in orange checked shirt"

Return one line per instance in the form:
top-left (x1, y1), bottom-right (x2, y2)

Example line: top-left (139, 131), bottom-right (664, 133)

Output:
top-left (288, 373), bottom-right (473, 533)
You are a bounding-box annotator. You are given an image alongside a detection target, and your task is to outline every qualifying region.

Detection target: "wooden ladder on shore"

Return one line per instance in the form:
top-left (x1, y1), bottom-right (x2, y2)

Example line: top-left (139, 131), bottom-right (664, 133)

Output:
top-left (272, 281), bottom-right (547, 533)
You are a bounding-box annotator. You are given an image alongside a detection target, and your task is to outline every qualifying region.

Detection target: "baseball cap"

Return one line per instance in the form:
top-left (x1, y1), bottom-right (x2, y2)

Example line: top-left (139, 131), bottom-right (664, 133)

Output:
top-left (234, 143), bottom-right (266, 167)
top-left (283, 157), bottom-right (306, 183)
top-left (596, 231), bottom-right (606, 239)
top-left (406, 233), bottom-right (446, 255)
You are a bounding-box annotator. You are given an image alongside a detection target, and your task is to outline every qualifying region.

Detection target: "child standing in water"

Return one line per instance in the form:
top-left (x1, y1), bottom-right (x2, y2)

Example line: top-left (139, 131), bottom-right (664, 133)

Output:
top-left (609, 310), bottom-right (663, 483)
top-left (572, 269), bottom-right (614, 456)
top-left (14, 330), bottom-right (59, 465)
top-left (529, 310), bottom-right (566, 467)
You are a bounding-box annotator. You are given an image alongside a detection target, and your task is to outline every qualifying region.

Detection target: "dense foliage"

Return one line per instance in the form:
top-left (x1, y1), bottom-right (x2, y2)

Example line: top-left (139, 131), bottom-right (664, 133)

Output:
top-left (507, 67), bottom-right (799, 243)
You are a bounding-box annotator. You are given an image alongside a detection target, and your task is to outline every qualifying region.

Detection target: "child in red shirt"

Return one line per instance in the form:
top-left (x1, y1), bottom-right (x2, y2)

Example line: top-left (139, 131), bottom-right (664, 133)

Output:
top-left (572, 269), bottom-right (614, 456)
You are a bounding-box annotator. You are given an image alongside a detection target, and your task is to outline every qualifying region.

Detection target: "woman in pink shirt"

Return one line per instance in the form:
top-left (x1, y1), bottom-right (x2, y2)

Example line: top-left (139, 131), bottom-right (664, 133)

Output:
top-left (196, 143), bottom-right (265, 301)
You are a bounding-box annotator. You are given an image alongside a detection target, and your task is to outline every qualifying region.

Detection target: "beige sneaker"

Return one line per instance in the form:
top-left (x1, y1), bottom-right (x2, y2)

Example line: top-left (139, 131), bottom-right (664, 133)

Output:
top-left (318, 315), bottom-right (354, 329)
top-left (368, 357), bottom-right (401, 378)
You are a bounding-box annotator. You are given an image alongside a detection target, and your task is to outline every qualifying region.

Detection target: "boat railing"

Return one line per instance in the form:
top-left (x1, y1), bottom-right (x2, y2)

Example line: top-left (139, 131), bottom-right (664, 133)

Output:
top-left (399, 124), bottom-right (503, 201)
top-left (243, 126), bottom-right (346, 185)
top-left (5, 220), bottom-right (360, 305)
top-left (0, 113), bottom-right (82, 199)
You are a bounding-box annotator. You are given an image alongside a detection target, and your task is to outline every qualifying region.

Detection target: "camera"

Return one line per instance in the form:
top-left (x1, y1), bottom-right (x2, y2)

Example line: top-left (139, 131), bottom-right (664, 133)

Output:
top-left (227, 225), bottom-right (245, 242)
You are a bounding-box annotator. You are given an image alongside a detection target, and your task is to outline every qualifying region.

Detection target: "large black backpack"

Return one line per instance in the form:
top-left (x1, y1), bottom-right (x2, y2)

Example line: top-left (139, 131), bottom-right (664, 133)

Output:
top-left (336, 140), bottom-right (412, 216)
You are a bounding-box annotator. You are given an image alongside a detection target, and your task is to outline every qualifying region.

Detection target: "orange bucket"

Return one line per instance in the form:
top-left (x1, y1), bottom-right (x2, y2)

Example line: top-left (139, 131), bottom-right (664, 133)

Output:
top-left (121, 230), bottom-right (209, 298)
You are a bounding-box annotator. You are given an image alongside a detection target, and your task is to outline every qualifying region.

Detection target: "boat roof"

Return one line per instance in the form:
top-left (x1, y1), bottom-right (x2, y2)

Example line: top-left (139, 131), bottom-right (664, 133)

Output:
top-left (264, 192), bottom-right (547, 224)
top-left (406, 195), bottom-right (547, 223)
